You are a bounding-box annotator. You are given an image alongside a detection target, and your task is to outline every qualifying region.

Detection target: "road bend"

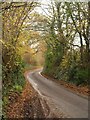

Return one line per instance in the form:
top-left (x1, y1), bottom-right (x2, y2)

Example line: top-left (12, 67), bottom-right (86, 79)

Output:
top-left (27, 69), bottom-right (88, 118)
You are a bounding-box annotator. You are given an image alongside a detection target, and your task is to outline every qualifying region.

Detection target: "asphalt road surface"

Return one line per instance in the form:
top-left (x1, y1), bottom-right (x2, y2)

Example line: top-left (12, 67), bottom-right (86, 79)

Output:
top-left (27, 69), bottom-right (88, 118)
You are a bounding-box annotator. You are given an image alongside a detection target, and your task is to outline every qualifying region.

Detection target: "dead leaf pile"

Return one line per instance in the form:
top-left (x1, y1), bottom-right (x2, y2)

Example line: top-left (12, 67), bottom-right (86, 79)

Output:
top-left (6, 80), bottom-right (50, 118)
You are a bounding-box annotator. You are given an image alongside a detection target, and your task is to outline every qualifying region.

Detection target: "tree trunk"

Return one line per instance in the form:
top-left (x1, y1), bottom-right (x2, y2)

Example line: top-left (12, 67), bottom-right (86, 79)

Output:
top-left (79, 32), bottom-right (84, 65)
top-left (87, 2), bottom-right (90, 63)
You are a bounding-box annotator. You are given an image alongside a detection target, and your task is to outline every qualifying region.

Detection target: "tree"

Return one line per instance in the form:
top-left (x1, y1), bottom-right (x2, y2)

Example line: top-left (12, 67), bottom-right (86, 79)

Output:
top-left (41, 1), bottom-right (89, 85)
top-left (65, 2), bottom-right (89, 65)
top-left (1, 2), bottom-right (39, 104)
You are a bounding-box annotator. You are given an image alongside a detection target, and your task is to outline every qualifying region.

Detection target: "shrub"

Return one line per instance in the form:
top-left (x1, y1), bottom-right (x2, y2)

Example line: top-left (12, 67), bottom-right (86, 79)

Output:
top-left (68, 65), bottom-right (88, 86)
top-left (13, 85), bottom-right (23, 93)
